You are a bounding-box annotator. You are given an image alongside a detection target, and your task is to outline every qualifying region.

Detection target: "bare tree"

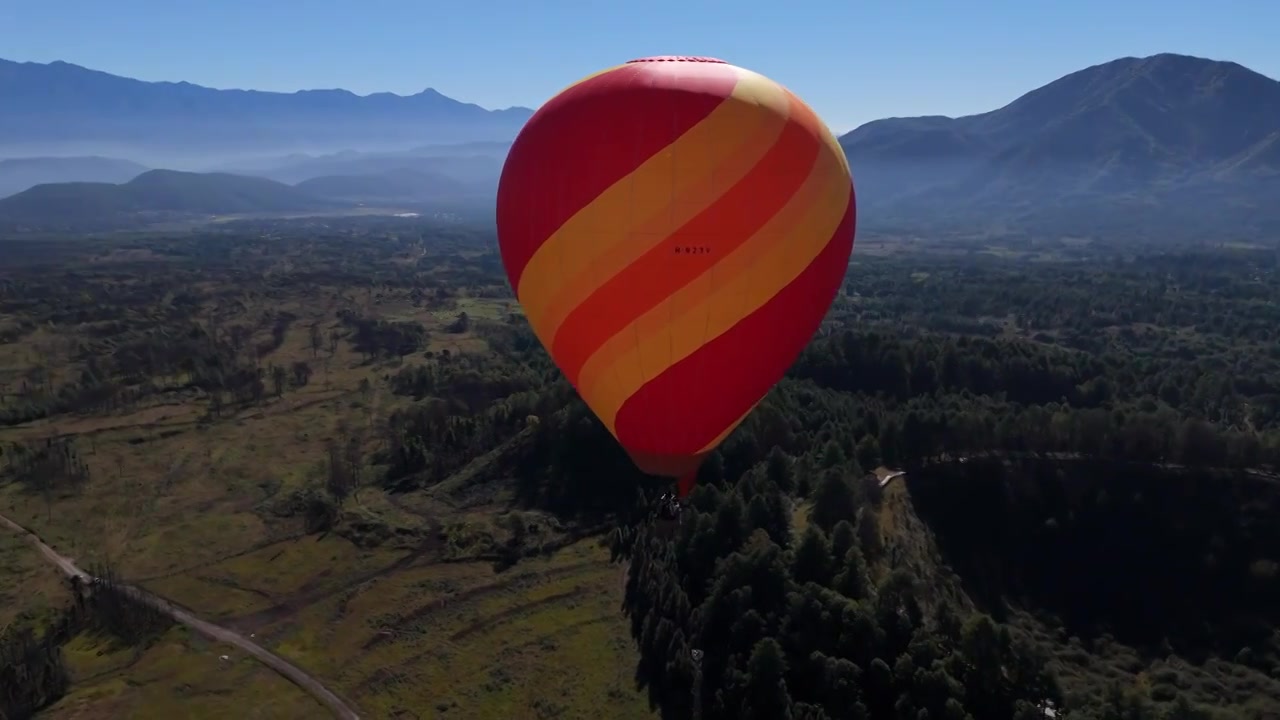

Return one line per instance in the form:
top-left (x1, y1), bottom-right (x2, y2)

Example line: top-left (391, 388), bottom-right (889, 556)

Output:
top-left (309, 323), bottom-right (323, 358)
top-left (324, 439), bottom-right (354, 505)
top-left (271, 365), bottom-right (288, 397)
top-left (342, 433), bottom-right (364, 501)
top-left (291, 361), bottom-right (313, 387)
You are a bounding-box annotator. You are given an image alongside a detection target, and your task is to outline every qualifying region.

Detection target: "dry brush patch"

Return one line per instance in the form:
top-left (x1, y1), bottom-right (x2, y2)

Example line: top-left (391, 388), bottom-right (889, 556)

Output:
top-left (1, 240), bottom-right (649, 719)
top-left (255, 539), bottom-right (650, 720)
top-left (45, 627), bottom-right (325, 720)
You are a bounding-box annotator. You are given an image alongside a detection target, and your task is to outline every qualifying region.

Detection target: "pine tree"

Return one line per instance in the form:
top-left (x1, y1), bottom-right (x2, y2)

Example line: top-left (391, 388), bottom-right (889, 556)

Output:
top-left (792, 526), bottom-right (833, 586)
top-left (855, 434), bottom-right (882, 471)
top-left (810, 470), bottom-right (855, 532)
top-left (766, 446), bottom-right (795, 493)
top-left (830, 520), bottom-right (856, 563)
top-left (833, 546), bottom-right (873, 600)
top-left (742, 638), bottom-right (792, 720)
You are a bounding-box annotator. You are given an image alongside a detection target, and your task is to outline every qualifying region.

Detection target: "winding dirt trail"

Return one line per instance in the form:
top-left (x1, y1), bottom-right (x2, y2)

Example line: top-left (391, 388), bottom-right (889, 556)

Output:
top-left (0, 512), bottom-right (361, 720)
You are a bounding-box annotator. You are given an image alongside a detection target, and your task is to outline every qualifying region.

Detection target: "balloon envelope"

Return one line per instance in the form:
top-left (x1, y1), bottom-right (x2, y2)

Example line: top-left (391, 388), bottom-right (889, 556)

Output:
top-left (497, 56), bottom-right (856, 493)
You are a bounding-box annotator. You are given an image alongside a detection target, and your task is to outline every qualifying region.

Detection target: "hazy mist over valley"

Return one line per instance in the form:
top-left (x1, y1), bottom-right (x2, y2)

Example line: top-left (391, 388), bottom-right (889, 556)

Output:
top-left (3, 52), bottom-right (1279, 241)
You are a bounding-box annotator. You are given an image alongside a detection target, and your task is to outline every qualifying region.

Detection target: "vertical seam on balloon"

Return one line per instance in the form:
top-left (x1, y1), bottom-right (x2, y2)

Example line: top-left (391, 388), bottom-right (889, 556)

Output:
top-left (555, 115), bottom-right (568, 402)
top-left (701, 260), bottom-right (721, 456)
top-left (586, 67), bottom-right (628, 429)
top-left (666, 63), bottom-right (680, 461)
top-left (551, 76), bottom-right (585, 402)
top-left (694, 108), bottom-right (717, 468)
top-left (805, 189), bottom-right (826, 395)
top-left (693, 70), bottom-right (740, 468)
top-left (735, 82), bottom-right (762, 450)
top-left (703, 73), bottom-right (753, 459)
top-left (611, 68), bottom-right (638, 438)
top-left (740, 230), bottom-right (757, 445)
top-left (630, 70), bottom-right (652, 454)
top-left (799, 125), bottom-right (821, 401)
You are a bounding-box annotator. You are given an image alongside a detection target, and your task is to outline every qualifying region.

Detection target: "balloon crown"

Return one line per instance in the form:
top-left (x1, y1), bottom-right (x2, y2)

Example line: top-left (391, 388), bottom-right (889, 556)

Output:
top-left (626, 56), bottom-right (727, 64)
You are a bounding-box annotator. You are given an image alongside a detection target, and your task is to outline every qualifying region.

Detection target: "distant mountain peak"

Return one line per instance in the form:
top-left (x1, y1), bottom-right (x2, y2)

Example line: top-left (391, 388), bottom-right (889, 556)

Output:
top-left (1132, 51), bottom-right (1251, 71)
top-left (839, 52), bottom-right (1280, 239)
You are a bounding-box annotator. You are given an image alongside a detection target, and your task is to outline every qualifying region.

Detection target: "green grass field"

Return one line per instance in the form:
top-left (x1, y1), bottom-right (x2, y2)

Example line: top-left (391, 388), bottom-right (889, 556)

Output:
top-left (0, 278), bottom-right (652, 719)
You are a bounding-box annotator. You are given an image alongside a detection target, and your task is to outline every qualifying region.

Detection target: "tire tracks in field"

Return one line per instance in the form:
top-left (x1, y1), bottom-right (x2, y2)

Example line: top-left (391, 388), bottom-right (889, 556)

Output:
top-left (131, 532), bottom-right (308, 583)
top-left (223, 533), bottom-right (446, 631)
top-left (447, 587), bottom-right (587, 642)
top-left (353, 602), bottom-right (614, 697)
top-left (0, 512), bottom-right (362, 720)
top-left (358, 559), bottom-right (603, 653)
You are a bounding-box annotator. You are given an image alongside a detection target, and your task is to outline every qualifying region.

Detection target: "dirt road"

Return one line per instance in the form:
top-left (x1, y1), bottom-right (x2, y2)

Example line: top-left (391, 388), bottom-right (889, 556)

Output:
top-left (0, 512), bottom-right (361, 720)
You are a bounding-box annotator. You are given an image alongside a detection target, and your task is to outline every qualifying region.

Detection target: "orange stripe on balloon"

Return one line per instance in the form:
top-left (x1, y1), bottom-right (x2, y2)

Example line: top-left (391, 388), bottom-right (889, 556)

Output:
top-left (514, 68), bottom-right (783, 341)
top-left (525, 71), bottom-right (791, 348)
top-left (497, 63), bottom-right (737, 290)
top-left (615, 190), bottom-right (857, 458)
top-left (553, 62), bottom-right (628, 95)
top-left (575, 121), bottom-right (852, 435)
top-left (680, 125), bottom-right (849, 450)
top-left (791, 88), bottom-right (852, 178)
top-left (551, 92), bottom-right (820, 385)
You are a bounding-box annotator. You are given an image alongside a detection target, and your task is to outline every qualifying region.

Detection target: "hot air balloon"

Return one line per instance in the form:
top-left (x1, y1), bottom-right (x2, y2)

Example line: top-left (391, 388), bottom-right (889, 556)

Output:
top-left (496, 56), bottom-right (856, 499)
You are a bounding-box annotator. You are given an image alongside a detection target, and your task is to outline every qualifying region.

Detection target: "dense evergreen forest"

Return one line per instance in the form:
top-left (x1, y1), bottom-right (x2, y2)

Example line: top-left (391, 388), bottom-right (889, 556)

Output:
top-left (2, 222), bottom-right (1279, 718)
top-left (390, 239), bottom-right (1280, 719)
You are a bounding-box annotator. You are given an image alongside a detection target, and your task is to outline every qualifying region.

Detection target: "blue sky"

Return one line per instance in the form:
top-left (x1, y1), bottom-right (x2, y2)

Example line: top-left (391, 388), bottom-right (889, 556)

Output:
top-left (2, 0), bottom-right (1277, 132)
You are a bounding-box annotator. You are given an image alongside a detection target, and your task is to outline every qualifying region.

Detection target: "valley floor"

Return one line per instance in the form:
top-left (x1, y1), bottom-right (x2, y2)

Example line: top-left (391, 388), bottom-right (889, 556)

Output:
top-left (0, 250), bottom-right (652, 719)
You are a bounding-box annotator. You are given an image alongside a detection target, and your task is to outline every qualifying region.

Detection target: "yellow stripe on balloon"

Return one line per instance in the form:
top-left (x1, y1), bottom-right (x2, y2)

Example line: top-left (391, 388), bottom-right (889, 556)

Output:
top-left (576, 118), bottom-right (851, 432)
top-left (800, 90), bottom-right (851, 178)
top-left (515, 68), bottom-right (792, 340)
top-left (550, 63), bottom-right (629, 98)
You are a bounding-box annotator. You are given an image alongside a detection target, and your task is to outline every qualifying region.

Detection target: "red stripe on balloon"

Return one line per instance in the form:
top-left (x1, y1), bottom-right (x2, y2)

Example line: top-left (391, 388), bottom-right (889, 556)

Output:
top-left (613, 189), bottom-right (856, 457)
top-left (550, 109), bottom-right (821, 385)
top-left (496, 65), bottom-right (738, 290)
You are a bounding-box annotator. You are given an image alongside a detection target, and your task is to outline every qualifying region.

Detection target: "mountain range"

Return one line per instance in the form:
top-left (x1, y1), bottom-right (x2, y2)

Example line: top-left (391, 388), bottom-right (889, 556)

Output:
top-left (0, 58), bottom-right (533, 162)
top-left (1, 53), bottom-right (1278, 240)
top-left (840, 53), bottom-right (1280, 239)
